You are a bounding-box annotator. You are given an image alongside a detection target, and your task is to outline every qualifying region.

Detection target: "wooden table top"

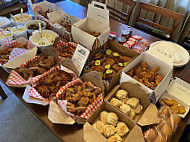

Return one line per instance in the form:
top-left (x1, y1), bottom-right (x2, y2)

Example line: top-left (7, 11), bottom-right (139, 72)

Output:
top-left (1, 1), bottom-right (190, 142)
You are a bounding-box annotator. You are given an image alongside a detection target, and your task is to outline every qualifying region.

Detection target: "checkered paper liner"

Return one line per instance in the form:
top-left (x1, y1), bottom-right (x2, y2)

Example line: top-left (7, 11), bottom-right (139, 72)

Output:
top-left (27, 65), bottom-right (77, 103)
top-left (55, 78), bottom-right (104, 119)
top-left (33, 5), bottom-right (72, 41)
top-left (7, 55), bottom-right (55, 86)
top-left (56, 41), bottom-right (77, 61)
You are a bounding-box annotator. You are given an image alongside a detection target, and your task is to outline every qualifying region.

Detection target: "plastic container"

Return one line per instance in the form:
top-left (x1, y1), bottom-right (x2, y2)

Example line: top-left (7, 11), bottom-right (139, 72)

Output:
top-left (0, 31), bottom-right (13, 46)
top-left (11, 26), bottom-right (27, 39)
top-left (0, 17), bottom-right (12, 28)
top-left (13, 13), bottom-right (32, 26)
top-left (25, 20), bottom-right (46, 35)
top-left (29, 30), bottom-right (58, 48)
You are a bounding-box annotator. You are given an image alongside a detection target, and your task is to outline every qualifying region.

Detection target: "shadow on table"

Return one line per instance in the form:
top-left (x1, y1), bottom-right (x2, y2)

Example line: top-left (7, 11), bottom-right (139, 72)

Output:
top-left (179, 125), bottom-right (190, 142)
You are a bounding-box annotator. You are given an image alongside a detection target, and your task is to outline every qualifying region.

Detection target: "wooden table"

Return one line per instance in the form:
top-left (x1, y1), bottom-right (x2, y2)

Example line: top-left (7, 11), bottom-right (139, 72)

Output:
top-left (1, 1), bottom-right (189, 142)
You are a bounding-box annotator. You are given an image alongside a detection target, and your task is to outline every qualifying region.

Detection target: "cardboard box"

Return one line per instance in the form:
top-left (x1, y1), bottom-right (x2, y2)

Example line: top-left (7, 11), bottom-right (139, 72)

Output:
top-left (84, 102), bottom-right (145, 142)
top-left (104, 82), bottom-right (160, 126)
top-left (160, 77), bottom-right (190, 118)
top-left (32, 1), bottom-right (80, 41)
top-left (85, 40), bottom-right (139, 93)
top-left (48, 71), bottom-right (105, 125)
top-left (120, 52), bottom-right (173, 103)
top-left (72, 1), bottom-right (110, 51)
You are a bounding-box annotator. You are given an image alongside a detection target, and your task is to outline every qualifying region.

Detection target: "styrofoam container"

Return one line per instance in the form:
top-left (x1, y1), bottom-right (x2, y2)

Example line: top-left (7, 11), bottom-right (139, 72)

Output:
top-left (11, 26), bottom-right (27, 39)
top-left (0, 17), bottom-right (12, 28)
top-left (13, 13), bottom-right (32, 26)
top-left (29, 30), bottom-right (58, 48)
top-left (25, 20), bottom-right (46, 35)
top-left (0, 31), bottom-right (13, 46)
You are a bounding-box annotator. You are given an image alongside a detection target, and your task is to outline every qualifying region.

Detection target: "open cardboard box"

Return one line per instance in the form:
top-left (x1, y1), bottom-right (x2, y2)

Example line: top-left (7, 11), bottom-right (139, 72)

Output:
top-left (85, 39), bottom-right (139, 94)
top-left (84, 102), bottom-right (145, 142)
top-left (104, 82), bottom-right (160, 126)
top-left (120, 52), bottom-right (173, 103)
top-left (160, 77), bottom-right (190, 118)
top-left (72, 1), bottom-right (110, 51)
top-left (32, 1), bottom-right (80, 41)
top-left (48, 71), bottom-right (105, 125)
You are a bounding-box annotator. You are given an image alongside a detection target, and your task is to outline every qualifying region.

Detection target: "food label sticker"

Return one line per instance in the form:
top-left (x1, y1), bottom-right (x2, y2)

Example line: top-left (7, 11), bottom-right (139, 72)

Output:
top-left (72, 44), bottom-right (90, 76)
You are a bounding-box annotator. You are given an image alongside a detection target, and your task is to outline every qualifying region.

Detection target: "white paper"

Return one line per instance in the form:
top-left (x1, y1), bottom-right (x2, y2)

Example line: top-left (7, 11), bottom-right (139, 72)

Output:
top-left (48, 101), bottom-right (75, 124)
top-left (71, 44), bottom-right (90, 75)
top-left (23, 85), bottom-right (48, 106)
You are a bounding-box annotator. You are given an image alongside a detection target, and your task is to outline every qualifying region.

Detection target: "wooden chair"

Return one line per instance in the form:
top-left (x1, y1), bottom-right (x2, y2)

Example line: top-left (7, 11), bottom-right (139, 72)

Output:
top-left (135, 2), bottom-right (184, 40)
top-left (102, 0), bottom-right (136, 25)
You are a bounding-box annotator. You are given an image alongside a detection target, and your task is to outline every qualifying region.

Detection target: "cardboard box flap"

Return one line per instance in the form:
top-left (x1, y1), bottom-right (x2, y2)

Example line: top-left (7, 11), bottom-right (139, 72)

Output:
top-left (166, 77), bottom-right (190, 106)
top-left (138, 103), bottom-right (160, 126)
top-left (87, 1), bottom-right (109, 26)
top-left (84, 122), bottom-right (108, 142)
top-left (48, 101), bottom-right (75, 125)
top-left (124, 125), bottom-right (145, 142)
top-left (61, 58), bottom-right (79, 77)
top-left (81, 71), bottom-right (105, 96)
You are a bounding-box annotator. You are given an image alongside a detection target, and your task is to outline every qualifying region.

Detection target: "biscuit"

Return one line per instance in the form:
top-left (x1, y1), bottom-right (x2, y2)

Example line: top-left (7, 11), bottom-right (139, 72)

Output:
top-left (110, 98), bottom-right (122, 108)
top-left (129, 109), bottom-right (136, 119)
top-left (135, 104), bottom-right (143, 114)
top-left (103, 125), bottom-right (116, 137)
top-left (127, 98), bottom-right (139, 108)
top-left (107, 112), bottom-right (118, 126)
top-left (108, 134), bottom-right (123, 142)
top-left (119, 104), bottom-right (131, 115)
top-left (100, 111), bottom-right (108, 124)
top-left (92, 120), bottom-right (104, 134)
top-left (116, 122), bottom-right (129, 137)
top-left (115, 90), bottom-right (128, 100)
top-left (120, 97), bottom-right (129, 104)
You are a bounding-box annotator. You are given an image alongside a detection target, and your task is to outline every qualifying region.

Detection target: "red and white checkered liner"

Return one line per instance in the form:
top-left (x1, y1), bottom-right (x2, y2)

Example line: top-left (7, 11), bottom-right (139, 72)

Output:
top-left (7, 70), bottom-right (29, 85)
top-left (56, 79), bottom-right (103, 119)
top-left (9, 48), bottom-right (28, 61)
top-left (56, 40), bottom-right (77, 61)
top-left (27, 66), bottom-right (77, 103)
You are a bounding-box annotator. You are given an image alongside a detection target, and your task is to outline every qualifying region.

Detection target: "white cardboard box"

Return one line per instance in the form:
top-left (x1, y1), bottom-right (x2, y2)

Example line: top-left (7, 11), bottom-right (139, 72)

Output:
top-left (71, 1), bottom-right (110, 51)
top-left (160, 77), bottom-right (190, 118)
top-left (120, 52), bottom-right (173, 103)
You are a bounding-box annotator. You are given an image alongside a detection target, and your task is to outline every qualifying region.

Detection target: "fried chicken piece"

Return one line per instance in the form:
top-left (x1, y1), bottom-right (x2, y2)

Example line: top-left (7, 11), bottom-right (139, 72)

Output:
top-left (91, 65), bottom-right (105, 72)
top-left (104, 58), bottom-right (115, 66)
top-left (155, 74), bottom-right (164, 86)
top-left (94, 53), bottom-right (103, 60)
top-left (43, 78), bottom-right (54, 85)
top-left (119, 56), bottom-right (131, 62)
top-left (112, 64), bottom-right (123, 72)
top-left (78, 97), bottom-right (90, 107)
top-left (127, 68), bottom-right (134, 77)
top-left (36, 85), bottom-right (50, 98)
top-left (140, 62), bottom-right (148, 71)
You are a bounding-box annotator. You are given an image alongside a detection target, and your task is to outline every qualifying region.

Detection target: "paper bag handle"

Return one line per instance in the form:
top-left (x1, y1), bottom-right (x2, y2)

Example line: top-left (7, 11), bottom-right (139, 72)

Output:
top-left (91, 1), bottom-right (107, 10)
